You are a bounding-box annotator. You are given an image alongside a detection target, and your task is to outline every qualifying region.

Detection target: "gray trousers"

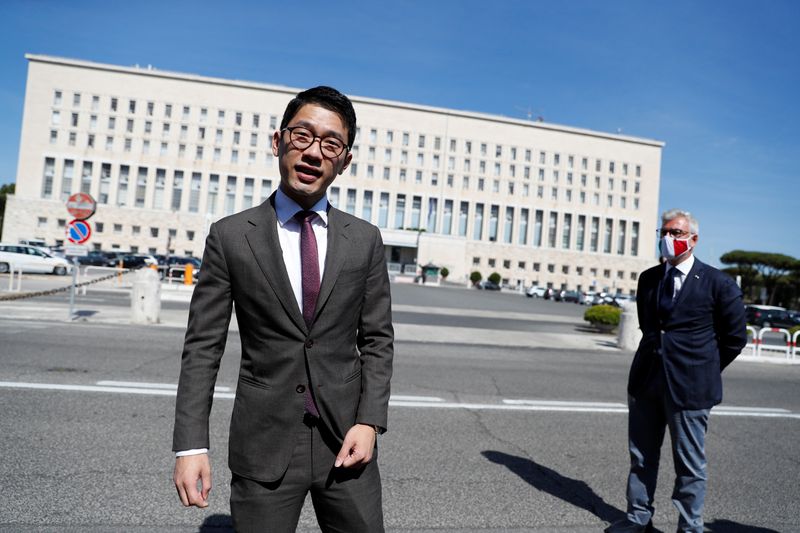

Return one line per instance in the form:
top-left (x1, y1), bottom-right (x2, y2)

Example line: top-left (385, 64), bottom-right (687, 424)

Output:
top-left (626, 392), bottom-right (710, 533)
top-left (230, 415), bottom-right (384, 533)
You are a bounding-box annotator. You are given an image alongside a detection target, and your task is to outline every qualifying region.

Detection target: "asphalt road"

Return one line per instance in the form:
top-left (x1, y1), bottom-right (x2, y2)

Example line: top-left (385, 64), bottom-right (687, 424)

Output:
top-left (0, 280), bottom-right (798, 532)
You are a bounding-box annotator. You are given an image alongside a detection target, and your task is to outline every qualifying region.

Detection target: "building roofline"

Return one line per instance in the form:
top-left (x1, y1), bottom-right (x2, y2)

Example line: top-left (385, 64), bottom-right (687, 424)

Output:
top-left (25, 53), bottom-right (665, 148)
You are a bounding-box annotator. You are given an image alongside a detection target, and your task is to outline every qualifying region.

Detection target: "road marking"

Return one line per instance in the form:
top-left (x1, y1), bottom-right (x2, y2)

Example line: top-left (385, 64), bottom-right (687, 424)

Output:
top-left (95, 380), bottom-right (232, 392)
top-left (0, 380), bottom-right (798, 420)
top-left (390, 395), bottom-right (444, 402)
top-left (504, 399), bottom-right (627, 408)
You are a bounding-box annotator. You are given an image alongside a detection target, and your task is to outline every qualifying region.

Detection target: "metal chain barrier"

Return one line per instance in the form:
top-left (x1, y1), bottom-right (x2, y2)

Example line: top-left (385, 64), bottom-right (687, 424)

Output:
top-left (0, 269), bottom-right (136, 302)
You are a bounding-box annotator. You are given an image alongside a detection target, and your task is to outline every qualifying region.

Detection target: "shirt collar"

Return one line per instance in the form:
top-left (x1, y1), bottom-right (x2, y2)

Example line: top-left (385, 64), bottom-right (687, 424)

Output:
top-left (666, 254), bottom-right (694, 278)
top-left (275, 187), bottom-right (329, 227)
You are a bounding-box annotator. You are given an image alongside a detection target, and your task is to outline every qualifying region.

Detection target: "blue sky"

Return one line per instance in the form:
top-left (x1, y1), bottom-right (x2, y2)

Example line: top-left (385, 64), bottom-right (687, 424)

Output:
top-left (1, 0), bottom-right (797, 265)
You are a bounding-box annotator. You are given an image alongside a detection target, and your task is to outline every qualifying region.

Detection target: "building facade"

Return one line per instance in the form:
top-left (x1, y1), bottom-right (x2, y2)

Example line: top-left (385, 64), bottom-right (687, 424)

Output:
top-left (4, 55), bottom-right (663, 294)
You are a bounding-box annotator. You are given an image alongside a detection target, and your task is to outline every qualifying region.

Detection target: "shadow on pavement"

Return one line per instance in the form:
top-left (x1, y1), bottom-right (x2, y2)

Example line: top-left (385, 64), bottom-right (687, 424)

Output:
top-left (198, 513), bottom-right (233, 532)
top-left (705, 520), bottom-right (780, 532)
top-left (482, 450), bottom-right (626, 524)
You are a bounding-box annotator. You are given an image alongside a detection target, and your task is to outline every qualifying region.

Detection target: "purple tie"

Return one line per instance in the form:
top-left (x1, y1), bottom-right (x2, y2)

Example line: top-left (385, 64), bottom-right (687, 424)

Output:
top-left (295, 210), bottom-right (320, 416)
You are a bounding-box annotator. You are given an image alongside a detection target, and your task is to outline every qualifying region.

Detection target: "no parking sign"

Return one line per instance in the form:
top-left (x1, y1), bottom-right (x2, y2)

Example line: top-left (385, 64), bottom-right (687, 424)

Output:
top-left (66, 219), bottom-right (92, 244)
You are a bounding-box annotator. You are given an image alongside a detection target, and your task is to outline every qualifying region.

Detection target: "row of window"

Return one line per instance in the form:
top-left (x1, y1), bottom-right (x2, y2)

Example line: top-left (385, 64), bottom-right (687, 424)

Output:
top-left (49, 111), bottom-right (271, 148)
top-left (470, 255), bottom-right (639, 282)
top-left (38, 216), bottom-right (196, 242)
top-left (52, 90), bottom-right (277, 130)
top-left (41, 157), bottom-right (643, 256)
top-left (51, 90), bottom-right (646, 179)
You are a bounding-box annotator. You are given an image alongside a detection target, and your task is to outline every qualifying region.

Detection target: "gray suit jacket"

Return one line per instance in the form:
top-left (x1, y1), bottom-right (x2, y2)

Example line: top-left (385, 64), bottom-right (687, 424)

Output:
top-left (172, 194), bottom-right (394, 482)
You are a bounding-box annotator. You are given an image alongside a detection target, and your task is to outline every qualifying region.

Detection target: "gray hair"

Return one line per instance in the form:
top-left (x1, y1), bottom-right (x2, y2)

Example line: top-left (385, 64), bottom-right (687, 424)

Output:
top-left (661, 208), bottom-right (699, 234)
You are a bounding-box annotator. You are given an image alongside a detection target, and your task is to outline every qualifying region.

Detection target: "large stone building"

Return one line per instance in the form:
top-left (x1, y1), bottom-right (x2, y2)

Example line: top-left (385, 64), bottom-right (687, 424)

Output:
top-left (4, 54), bottom-right (663, 294)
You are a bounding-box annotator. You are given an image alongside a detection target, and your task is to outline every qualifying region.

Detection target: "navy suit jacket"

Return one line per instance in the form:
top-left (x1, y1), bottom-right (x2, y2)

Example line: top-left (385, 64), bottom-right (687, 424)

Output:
top-left (627, 257), bottom-right (747, 410)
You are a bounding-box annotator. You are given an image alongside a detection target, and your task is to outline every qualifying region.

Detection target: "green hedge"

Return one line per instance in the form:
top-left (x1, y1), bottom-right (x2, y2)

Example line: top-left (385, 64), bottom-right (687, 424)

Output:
top-left (584, 305), bottom-right (622, 327)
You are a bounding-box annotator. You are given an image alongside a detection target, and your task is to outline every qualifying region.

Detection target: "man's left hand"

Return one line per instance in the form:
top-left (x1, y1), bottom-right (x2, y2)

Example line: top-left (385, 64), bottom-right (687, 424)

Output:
top-left (334, 423), bottom-right (377, 468)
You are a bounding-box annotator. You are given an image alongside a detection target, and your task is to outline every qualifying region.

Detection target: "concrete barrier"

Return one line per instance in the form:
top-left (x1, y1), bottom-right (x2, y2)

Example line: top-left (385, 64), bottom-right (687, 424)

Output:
top-left (617, 301), bottom-right (641, 351)
top-left (130, 269), bottom-right (161, 324)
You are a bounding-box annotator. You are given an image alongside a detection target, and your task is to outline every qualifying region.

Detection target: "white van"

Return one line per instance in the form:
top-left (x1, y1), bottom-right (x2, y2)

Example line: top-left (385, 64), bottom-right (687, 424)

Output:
top-left (0, 243), bottom-right (72, 275)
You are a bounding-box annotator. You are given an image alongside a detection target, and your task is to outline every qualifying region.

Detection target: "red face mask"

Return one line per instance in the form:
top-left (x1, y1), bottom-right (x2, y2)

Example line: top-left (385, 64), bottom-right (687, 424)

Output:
top-left (660, 234), bottom-right (692, 260)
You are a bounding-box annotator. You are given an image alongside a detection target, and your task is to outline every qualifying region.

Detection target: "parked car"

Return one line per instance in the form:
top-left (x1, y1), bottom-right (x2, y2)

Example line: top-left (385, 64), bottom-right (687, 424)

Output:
top-left (163, 256), bottom-right (202, 281)
top-left (77, 250), bottom-right (118, 266)
top-left (526, 286), bottom-right (546, 298)
top-left (560, 290), bottom-right (583, 304)
top-left (543, 288), bottom-right (555, 300)
top-left (107, 254), bottom-right (154, 270)
top-left (788, 310), bottom-right (800, 326)
top-left (745, 305), bottom-right (795, 329)
top-left (476, 280), bottom-right (501, 290)
top-left (0, 243), bottom-right (72, 275)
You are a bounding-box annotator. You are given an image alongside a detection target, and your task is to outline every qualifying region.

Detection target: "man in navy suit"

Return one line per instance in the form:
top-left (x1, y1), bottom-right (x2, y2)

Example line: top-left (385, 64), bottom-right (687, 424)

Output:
top-left (606, 209), bottom-right (747, 533)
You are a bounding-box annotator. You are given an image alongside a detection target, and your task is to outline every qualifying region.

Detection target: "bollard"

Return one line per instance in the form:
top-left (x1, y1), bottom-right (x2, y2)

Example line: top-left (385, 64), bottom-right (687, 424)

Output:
top-left (131, 268), bottom-right (161, 324)
top-left (617, 300), bottom-right (641, 351)
top-left (184, 264), bottom-right (194, 285)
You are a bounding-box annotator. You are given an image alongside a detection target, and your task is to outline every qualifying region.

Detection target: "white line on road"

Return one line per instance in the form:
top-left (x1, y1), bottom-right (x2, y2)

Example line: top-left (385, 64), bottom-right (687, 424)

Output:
top-left (95, 380), bottom-right (232, 392)
top-left (390, 395), bottom-right (444, 402)
top-left (1, 380), bottom-right (798, 419)
top-left (503, 399), bottom-right (627, 408)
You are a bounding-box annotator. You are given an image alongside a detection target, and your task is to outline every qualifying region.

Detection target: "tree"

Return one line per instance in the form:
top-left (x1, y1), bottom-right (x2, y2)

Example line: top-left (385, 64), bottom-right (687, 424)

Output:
top-left (488, 272), bottom-right (501, 285)
top-left (440, 267), bottom-right (449, 279)
top-left (720, 250), bottom-right (800, 305)
top-left (0, 183), bottom-right (15, 236)
top-left (469, 271), bottom-right (482, 285)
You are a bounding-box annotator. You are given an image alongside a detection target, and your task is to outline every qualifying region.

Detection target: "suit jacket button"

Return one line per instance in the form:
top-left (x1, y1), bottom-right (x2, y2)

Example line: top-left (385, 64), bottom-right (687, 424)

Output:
top-left (296, 385), bottom-right (305, 394)
top-left (305, 339), bottom-right (314, 349)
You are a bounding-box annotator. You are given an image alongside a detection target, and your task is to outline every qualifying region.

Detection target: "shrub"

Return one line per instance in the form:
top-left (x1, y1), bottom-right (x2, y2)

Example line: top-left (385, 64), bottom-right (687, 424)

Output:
top-left (440, 267), bottom-right (449, 279)
top-left (469, 271), bottom-right (482, 284)
top-left (488, 272), bottom-right (501, 285)
top-left (584, 305), bottom-right (622, 331)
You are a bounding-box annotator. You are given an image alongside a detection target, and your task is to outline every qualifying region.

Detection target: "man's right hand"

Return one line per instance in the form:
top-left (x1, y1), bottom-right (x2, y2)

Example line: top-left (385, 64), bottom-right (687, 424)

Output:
top-left (173, 453), bottom-right (212, 508)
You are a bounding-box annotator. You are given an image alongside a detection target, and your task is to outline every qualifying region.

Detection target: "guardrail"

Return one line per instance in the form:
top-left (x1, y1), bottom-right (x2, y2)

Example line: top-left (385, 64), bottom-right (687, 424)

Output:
top-left (794, 330), bottom-right (800, 359)
top-left (755, 327), bottom-right (793, 359)
top-left (744, 326), bottom-right (759, 357)
top-left (79, 266), bottom-right (130, 294)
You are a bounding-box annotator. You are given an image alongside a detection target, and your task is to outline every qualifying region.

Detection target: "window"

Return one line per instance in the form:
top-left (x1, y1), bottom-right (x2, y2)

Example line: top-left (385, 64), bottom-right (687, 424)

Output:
top-left (547, 212), bottom-right (558, 248)
top-left (631, 222), bottom-right (640, 257)
top-left (128, 100), bottom-right (136, 114)
top-left (503, 207), bottom-right (514, 243)
top-left (442, 200), bottom-right (453, 235)
top-left (113, 223), bottom-right (123, 234)
top-left (49, 130), bottom-right (58, 144)
top-left (473, 203), bottom-right (484, 240)
top-left (604, 219), bottom-right (613, 253)
top-left (562, 214), bottom-right (572, 249)
top-left (147, 101), bottom-right (154, 116)
top-left (71, 113), bottom-right (79, 127)
top-left (72, 93), bottom-right (81, 107)
top-left (362, 191), bottom-right (373, 222)
top-left (418, 135), bottom-right (425, 148)
top-left (150, 227), bottom-right (159, 238)
top-left (458, 201), bottom-right (469, 236)
top-left (488, 205), bottom-right (499, 241)
top-left (394, 194), bottom-right (406, 229)
top-left (165, 103), bottom-right (172, 118)
top-left (41, 157), bottom-right (55, 199)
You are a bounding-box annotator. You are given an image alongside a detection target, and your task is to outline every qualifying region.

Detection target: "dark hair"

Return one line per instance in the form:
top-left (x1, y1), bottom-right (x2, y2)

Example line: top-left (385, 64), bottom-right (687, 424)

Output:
top-left (280, 86), bottom-right (357, 148)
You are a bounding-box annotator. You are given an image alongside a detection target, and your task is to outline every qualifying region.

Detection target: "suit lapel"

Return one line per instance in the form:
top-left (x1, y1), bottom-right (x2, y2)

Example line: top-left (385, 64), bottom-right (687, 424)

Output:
top-left (244, 195), bottom-right (307, 333)
top-left (315, 207), bottom-right (350, 320)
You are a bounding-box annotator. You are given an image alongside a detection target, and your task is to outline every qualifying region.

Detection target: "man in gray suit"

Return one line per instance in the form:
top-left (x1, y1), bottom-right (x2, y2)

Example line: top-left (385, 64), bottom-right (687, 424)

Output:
top-left (172, 86), bottom-right (394, 532)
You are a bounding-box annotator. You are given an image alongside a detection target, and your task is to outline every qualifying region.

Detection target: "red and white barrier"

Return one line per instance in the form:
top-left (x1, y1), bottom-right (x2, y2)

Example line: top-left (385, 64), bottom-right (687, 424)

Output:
top-left (757, 327), bottom-right (792, 359)
top-left (745, 326), bottom-right (759, 357)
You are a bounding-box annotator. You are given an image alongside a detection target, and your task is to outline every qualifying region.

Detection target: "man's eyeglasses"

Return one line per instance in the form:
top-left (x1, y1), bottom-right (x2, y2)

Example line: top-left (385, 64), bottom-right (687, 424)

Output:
top-left (281, 126), bottom-right (348, 159)
top-left (657, 228), bottom-right (692, 238)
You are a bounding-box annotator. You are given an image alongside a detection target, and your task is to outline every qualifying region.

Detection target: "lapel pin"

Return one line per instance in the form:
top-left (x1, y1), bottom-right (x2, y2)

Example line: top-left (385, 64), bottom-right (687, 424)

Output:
top-left (694, 274), bottom-right (700, 279)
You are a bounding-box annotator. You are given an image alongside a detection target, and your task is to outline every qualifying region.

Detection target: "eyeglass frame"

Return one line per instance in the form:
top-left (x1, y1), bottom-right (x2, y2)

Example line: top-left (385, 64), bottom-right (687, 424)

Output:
top-left (280, 126), bottom-right (350, 159)
top-left (656, 227), bottom-right (694, 238)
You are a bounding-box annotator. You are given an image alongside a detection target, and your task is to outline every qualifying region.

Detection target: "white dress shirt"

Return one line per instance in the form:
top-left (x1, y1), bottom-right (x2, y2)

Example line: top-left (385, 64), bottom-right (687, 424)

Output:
top-left (664, 253), bottom-right (695, 301)
top-left (176, 188), bottom-right (329, 458)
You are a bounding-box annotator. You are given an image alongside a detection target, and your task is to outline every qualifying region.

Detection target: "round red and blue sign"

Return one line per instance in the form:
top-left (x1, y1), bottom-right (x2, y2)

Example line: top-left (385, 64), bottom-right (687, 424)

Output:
top-left (66, 219), bottom-right (92, 244)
